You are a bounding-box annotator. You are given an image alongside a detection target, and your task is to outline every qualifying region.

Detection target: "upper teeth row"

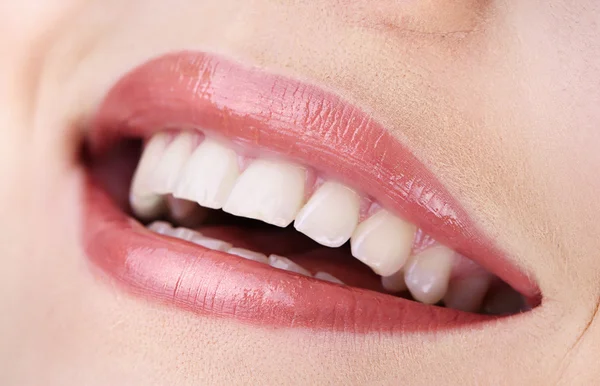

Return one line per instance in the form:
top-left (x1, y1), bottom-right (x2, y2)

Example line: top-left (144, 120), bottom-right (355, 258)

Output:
top-left (131, 131), bottom-right (484, 307)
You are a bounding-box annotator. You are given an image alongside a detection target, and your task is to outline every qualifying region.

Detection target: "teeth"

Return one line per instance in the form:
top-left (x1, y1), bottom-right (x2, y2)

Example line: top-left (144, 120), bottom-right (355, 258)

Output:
top-left (138, 132), bottom-right (498, 310)
top-left (350, 210), bottom-right (415, 276)
top-left (147, 220), bottom-right (173, 235)
top-left (149, 132), bottom-right (196, 194)
top-left (223, 159), bottom-right (306, 227)
top-left (381, 269), bottom-right (407, 293)
top-left (166, 196), bottom-right (207, 227)
top-left (148, 220), bottom-right (232, 251)
top-left (191, 236), bottom-right (232, 251)
top-left (268, 254), bottom-right (311, 276)
top-left (313, 271), bottom-right (344, 284)
top-left (404, 245), bottom-right (455, 304)
top-left (171, 227), bottom-right (202, 241)
top-left (173, 138), bottom-right (240, 209)
top-left (443, 274), bottom-right (492, 312)
top-left (227, 248), bottom-right (269, 264)
top-left (294, 182), bottom-right (360, 247)
top-left (147, 221), bottom-right (204, 242)
top-left (130, 134), bottom-right (169, 219)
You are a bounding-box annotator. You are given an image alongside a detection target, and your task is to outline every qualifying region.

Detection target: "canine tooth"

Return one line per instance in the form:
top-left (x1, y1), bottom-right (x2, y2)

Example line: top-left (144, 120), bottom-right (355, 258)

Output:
top-left (227, 248), bottom-right (269, 264)
top-left (130, 133), bottom-right (169, 219)
top-left (173, 138), bottom-right (240, 209)
top-left (381, 269), bottom-right (407, 293)
top-left (191, 236), bottom-right (232, 251)
top-left (314, 271), bottom-right (344, 284)
top-left (147, 220), bottom-right (173, 235)
top-left (150, 132), bottom-right (196, 195)
top-left (223, 160), bottom-right (305, 227)
top-left (166, 196), bottom-right (207, 227)
top-left (443, 274), bottom-right (492, 312)
top-left (294, 181), bottom-right (360, 247)
top-left (268, 254), bottom-right (311, 276)
top-left (404, 245), bottom-right (455, 304)
top-left (172, 227), bottom-right (202, 241)
top-left (350, 210), bottom-right (415, 276)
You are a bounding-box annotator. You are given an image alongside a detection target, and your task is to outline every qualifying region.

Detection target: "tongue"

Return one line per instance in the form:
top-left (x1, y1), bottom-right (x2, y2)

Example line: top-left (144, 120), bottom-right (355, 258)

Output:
top-left (198, 225), bottom-right (385, 291)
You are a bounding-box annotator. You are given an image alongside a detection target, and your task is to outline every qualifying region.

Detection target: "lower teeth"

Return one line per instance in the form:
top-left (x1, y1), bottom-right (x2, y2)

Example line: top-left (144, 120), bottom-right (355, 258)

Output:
top-left (144, 220), bottom-right (528, 315)
top-left (146, 221), bottom-right (345, 284)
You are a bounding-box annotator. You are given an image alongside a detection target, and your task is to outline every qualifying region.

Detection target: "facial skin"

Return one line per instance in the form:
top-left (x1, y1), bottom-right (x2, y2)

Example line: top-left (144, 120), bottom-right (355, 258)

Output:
top-left (1, 0), bottom-right (599, 384)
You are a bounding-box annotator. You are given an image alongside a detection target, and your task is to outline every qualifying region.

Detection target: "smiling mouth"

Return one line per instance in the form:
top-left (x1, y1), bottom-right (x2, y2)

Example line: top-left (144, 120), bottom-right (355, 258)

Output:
top-left (83, 51), bottom-right (540, 333)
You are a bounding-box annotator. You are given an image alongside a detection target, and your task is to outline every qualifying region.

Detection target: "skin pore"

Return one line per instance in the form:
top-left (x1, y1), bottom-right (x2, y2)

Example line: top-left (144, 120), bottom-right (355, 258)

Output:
top-left (1, 0), bottom-right (600, 384)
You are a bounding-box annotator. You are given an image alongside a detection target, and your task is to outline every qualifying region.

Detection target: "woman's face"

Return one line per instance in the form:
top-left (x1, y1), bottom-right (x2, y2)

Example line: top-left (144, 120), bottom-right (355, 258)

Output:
top-left (2, 1), bottom-right (600, 384)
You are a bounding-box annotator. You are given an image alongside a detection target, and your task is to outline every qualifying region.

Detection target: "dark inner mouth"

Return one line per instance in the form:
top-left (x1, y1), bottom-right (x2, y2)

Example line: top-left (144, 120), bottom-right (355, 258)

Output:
top-left (84, 137), bottom-right (530, 316)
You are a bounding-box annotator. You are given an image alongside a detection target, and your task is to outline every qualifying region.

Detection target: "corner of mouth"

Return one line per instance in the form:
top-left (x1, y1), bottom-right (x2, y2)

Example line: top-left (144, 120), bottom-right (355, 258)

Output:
top-left (82, 50), bottom-right (541, 333)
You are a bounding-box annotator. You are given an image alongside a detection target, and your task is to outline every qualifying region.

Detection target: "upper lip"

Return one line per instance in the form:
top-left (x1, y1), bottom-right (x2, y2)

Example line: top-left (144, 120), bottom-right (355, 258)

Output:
top-left (84, 50), bottom-right (540, 332)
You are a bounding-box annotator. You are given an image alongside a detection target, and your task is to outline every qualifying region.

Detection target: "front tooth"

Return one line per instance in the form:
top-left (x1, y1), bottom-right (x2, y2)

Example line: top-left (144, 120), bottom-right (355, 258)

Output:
top-left (191, 236), bottom-right (232, 251)
top-left (294, 181), bottom-right (360, 247)
top-left (173, 138), bottom-right (240, 209)
top-left (381, 269), bottom-right (407, 293)
top-left (223, 159), bottom-right (305, 227)
top-left (268, 254), bottom-right (311, 276)
top-left (150, 132), bottom-right (196, 194)
top-left (314, 271), bottom-right (344, 284)
top-left (227, 248), bottom-right (269, 264)
top-left (130, 133), bottom-right (169, 219)
top-left (443, 274), bottom-right (492, 312)
top-left (166, 196), bottom-right (207, 227)
top-left (404, 245), bottom-right (455, 304)
top-left (350, 209), bottom-right (415, 276)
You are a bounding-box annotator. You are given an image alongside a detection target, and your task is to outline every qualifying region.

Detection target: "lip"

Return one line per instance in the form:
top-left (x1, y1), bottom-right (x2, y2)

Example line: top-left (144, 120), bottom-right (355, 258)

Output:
top-left (85, 51), bottom-right (540, 332)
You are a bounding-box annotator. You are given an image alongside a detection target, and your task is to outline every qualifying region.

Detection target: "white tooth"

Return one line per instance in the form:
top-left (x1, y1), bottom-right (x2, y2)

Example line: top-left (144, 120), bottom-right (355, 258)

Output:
top-left (381, 269), bottom-right (407, 293)
top-left (314, 271), bottom-right (344, 284)
top-left (294, 181), bottom-right (360, 247)
top-left (172, 227), bottom-right (202, 241)
top-left (147, 220), bottom-right (173, 235)
top-left (350, 210), bottom-right (415, 276)
top-left (130, 134), bottom-right (169, 219)
top-left (173, 138), bottom-right (240, 209)
top-left (404, 245), bottom-right (455, 304)
top-left (166, 196), bottom-right (207, 227)
top-left (268, 254), bottom-right (311, 276)
top-left (443, 274), bottom-right (492, 312)
top-left (150, 132), bottom-right (196, 195)
top-left (223, 159), bottom-right (305, 227)
top-left (227, 248), bottom-right (269, 264)
top-left (190, 236), bottom-right (232, 251)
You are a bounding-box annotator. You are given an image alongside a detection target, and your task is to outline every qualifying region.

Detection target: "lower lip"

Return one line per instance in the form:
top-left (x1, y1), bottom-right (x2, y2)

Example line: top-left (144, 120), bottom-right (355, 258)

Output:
top-left (84, 178), bottom-right (493, 333)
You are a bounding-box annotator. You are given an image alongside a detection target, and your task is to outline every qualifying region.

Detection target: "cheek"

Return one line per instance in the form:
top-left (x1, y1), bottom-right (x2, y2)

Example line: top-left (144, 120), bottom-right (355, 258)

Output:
top-left (466, 1), bottom-right (600, 298)
top-left (510, 1), bottom-right (600, 231)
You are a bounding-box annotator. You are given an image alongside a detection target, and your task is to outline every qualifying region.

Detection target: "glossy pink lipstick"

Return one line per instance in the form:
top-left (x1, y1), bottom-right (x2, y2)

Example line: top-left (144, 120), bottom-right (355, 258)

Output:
top-left (84, 51), bottom-right (540, 332)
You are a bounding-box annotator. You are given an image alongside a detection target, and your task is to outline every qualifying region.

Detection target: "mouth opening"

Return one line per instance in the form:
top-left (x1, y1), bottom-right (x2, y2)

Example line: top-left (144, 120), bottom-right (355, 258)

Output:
top-left (86, 131), bottom-right (530, 317)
